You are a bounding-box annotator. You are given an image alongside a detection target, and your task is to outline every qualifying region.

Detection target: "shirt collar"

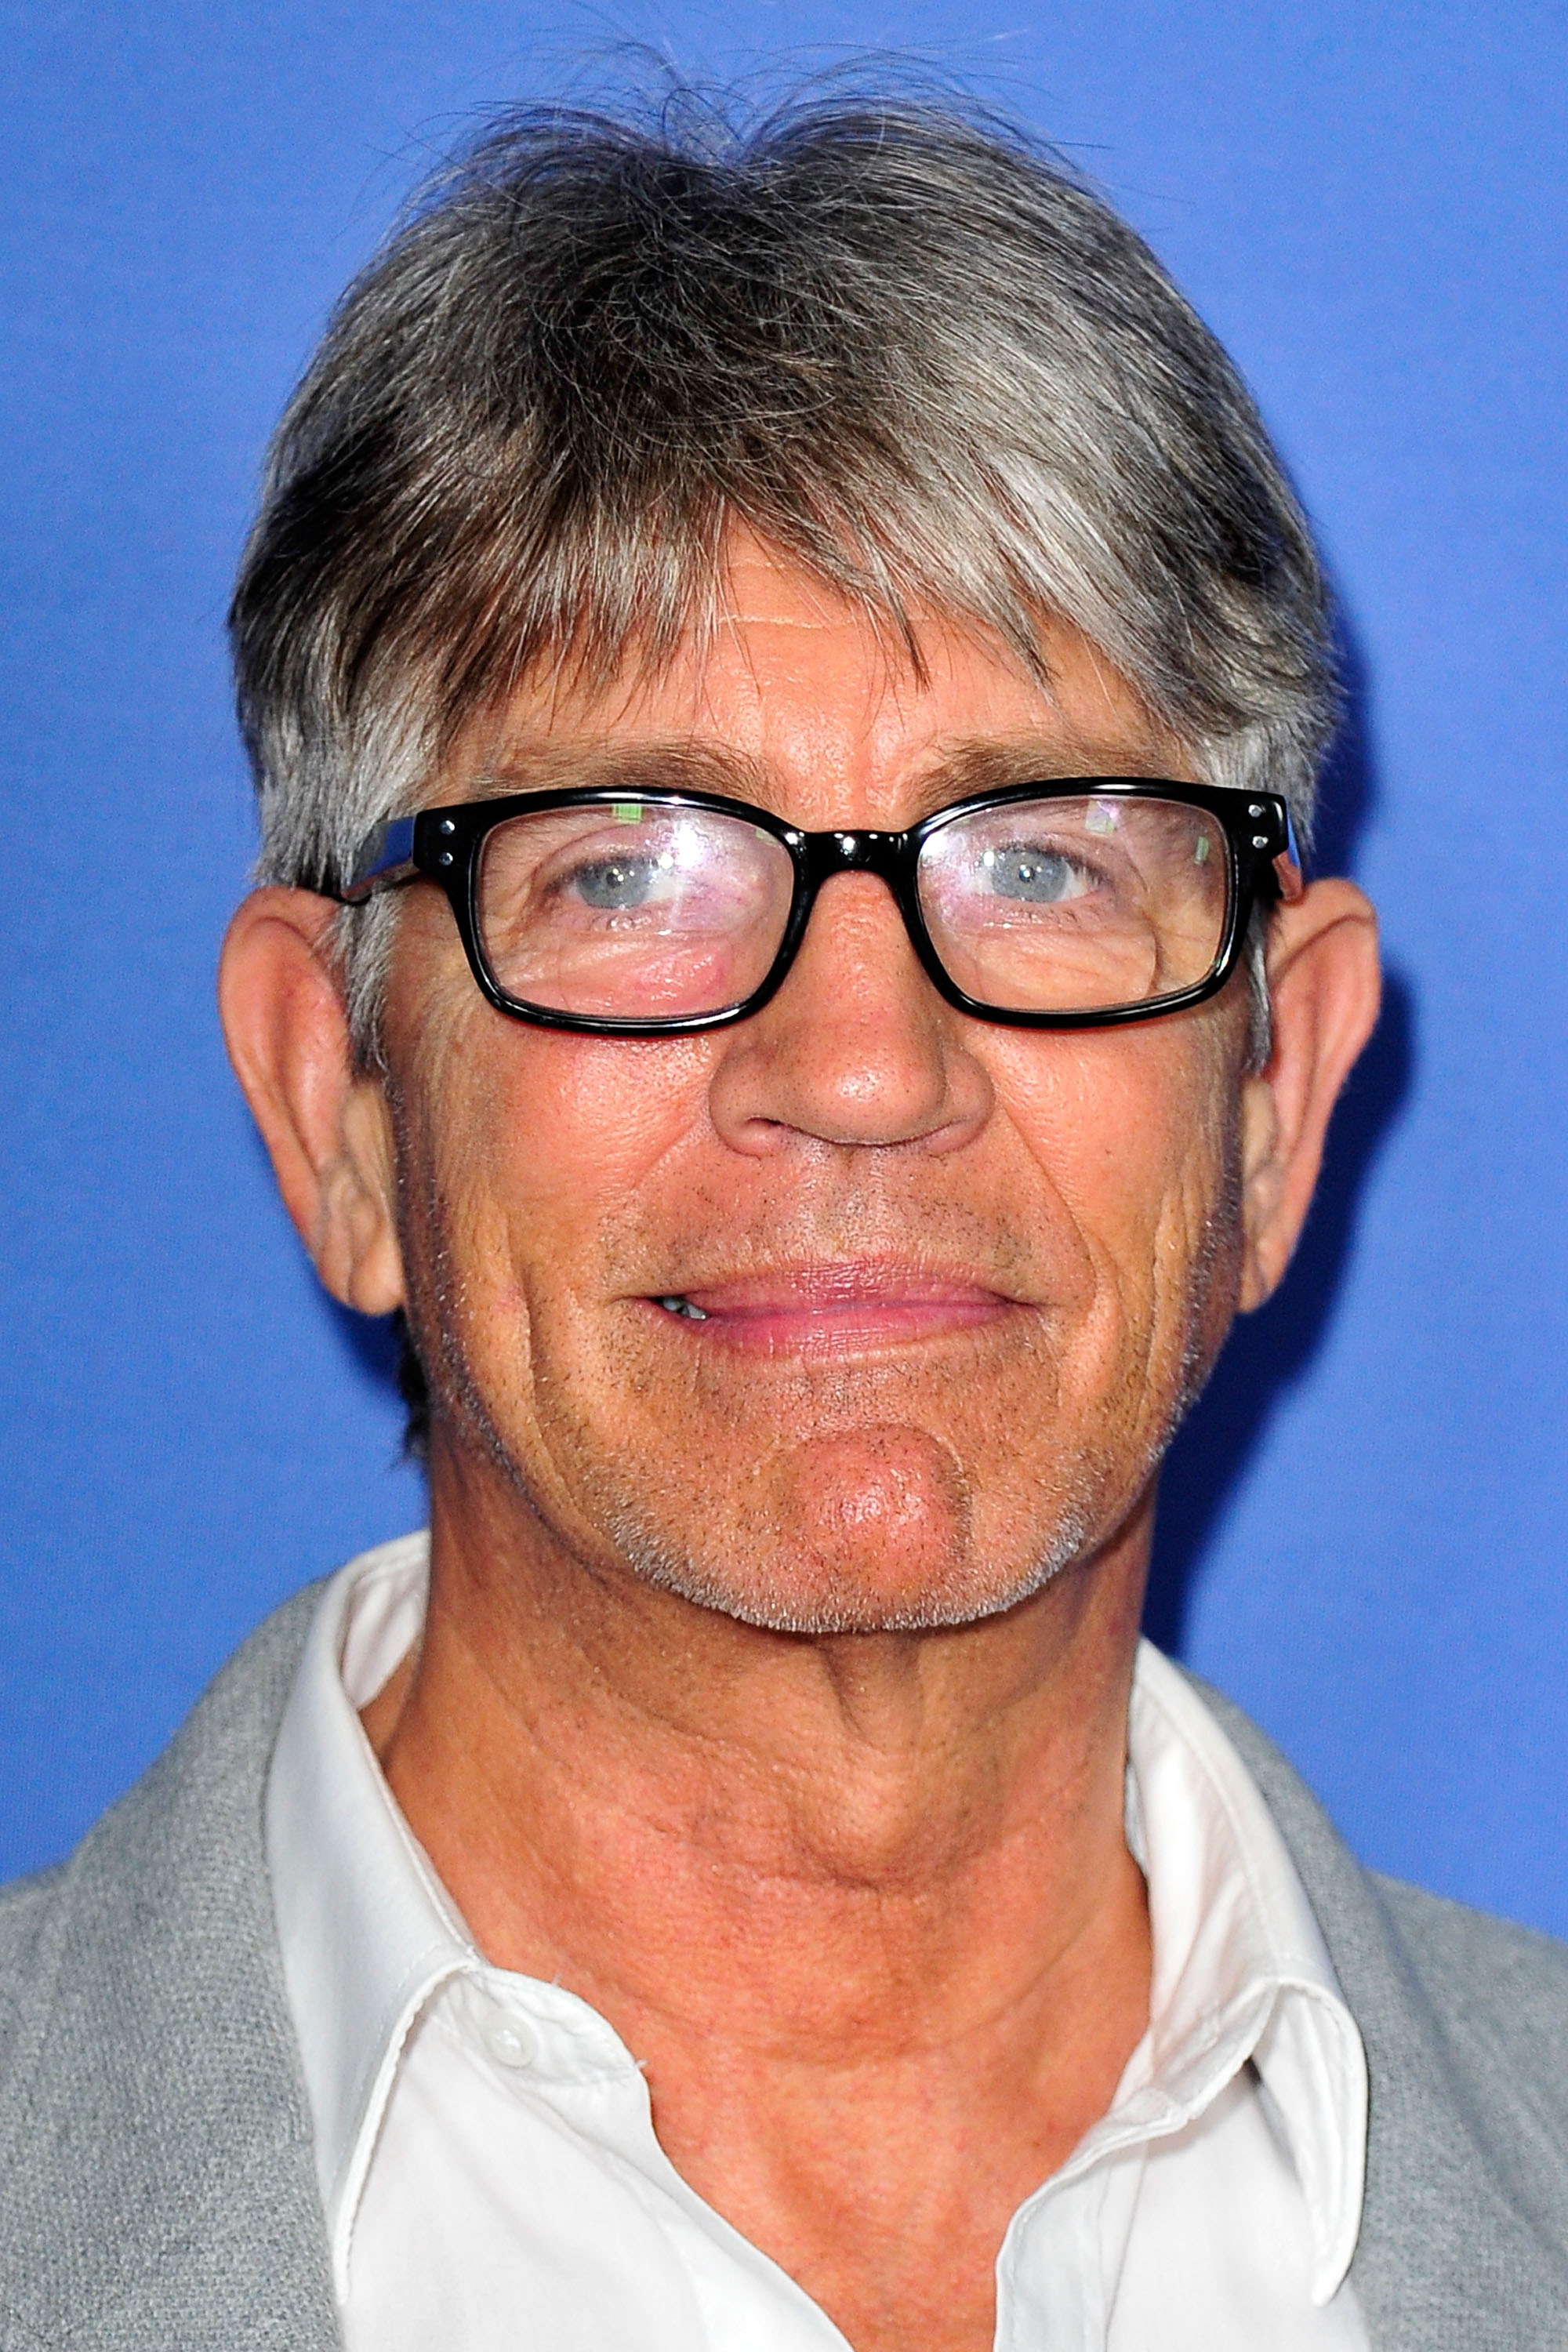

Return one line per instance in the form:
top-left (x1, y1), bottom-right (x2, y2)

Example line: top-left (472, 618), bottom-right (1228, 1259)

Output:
top-left (267, 1535), bottom-right (1366, 2308)
top-left (1120, 1643), bottom-right (1367, 2303)
top-left (266, 1532), bottom-right (472, 2293)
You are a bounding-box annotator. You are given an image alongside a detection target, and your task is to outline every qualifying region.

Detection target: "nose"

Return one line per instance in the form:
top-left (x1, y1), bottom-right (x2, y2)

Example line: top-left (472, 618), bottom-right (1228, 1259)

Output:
top-left (706, 873), bottom-right (994, 1156)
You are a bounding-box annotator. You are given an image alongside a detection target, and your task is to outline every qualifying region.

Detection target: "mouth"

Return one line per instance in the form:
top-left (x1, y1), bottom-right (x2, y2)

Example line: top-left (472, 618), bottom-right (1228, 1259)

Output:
top-left (641, 1263), bottom-right (1026, 1358)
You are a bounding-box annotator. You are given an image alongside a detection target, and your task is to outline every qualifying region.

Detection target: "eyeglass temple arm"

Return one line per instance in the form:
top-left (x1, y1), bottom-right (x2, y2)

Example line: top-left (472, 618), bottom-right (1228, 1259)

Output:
top-left (334, 815), bottom-right (419, 904)
top-left (1271, 808), bottom-right (1305, 903)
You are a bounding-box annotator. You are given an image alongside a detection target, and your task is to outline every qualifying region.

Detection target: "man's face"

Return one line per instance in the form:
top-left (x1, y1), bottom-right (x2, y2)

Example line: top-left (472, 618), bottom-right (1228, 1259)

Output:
top-left (379, 543), bottom-right (1252, 1634)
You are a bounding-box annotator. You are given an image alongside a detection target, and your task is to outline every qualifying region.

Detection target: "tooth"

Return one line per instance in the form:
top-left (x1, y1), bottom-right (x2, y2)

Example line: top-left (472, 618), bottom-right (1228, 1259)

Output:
top-left (655, 1295), bottom-right (708, 1320)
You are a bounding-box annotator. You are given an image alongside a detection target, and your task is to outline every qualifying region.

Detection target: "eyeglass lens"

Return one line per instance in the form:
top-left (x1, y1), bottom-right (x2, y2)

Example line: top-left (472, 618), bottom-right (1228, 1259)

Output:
top-left (474, 794), bottom-right (1232, 1022)
top-left (916, 795), bottom-right (1229, 1014)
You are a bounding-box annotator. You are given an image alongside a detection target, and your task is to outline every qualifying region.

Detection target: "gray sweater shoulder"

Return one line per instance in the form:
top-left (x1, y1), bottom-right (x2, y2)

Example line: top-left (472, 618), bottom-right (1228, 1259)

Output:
top-left (0, 1583), bottom-right (323, 2103)
top-left (1375, 1869), bottom-right (1568, 1997)
top-left (0, 1862), bottom-right (63, 1947)
top-left (1367, 1867), bottom-right (1568, 2263)
top-left (1372, 1868), bottom-right (1568, 2092)
top-left (0, 1864), bottom-right (65, 2105)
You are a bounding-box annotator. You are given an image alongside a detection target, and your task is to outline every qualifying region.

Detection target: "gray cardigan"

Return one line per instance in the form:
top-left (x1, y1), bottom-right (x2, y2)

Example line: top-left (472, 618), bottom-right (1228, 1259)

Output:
top-left (2, 1585), bottom-right (1566, 2350)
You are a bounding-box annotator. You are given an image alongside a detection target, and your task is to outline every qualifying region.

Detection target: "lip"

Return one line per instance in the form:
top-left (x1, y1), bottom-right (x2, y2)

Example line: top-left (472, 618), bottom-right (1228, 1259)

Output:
top-left (639, 1262), bottom-right (1026, 1358)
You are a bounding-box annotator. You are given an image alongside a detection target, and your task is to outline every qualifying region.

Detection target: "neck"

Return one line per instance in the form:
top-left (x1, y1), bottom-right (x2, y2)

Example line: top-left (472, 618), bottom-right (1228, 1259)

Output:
top-left (365, 1436), bottom-right (1154, 2350)
top-left (368, 1436), bottom-right (1151, 2068)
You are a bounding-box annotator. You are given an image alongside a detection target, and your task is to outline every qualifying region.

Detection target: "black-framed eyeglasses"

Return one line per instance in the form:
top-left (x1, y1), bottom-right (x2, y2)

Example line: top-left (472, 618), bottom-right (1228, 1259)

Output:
top-left (332, 779), bottom-right (1302, 1036)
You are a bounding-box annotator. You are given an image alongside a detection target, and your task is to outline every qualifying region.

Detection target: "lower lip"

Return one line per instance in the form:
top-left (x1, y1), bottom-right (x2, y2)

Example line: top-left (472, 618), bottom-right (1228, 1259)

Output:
top-left (641, 1287), bottom-right (1018, 1358)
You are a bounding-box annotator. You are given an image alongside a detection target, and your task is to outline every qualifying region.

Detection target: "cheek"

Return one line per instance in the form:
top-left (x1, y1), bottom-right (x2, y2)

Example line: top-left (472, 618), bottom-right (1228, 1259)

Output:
top-left (396, 1007), bottom-right (721, 1308)
top-left (985, 1017), bottom-right (1243, 1343)
top-left (505, 1034), bottom-right (720, 1206)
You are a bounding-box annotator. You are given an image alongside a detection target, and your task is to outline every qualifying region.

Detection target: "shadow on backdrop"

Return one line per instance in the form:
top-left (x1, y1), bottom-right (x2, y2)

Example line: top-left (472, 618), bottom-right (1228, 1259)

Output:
top-left (329, 1293), bottom-right (407, 1418)
top-left (1145, 622), bottom-right (1416, 1653)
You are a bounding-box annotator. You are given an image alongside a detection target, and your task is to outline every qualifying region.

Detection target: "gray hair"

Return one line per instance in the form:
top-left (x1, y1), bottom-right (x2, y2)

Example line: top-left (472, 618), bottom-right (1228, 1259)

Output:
top-left (230, 82), bottom-right (1336, 1062)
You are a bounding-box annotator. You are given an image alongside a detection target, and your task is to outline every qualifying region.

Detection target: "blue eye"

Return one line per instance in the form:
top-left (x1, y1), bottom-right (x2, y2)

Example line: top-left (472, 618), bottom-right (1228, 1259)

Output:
top-left (572, 856), bottom-right (659, 909)
top-left (981, 844), bottom-right (1085, 902)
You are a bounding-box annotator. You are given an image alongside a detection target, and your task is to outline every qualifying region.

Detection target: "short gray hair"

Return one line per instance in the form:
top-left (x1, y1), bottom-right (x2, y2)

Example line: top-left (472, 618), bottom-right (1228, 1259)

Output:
top-left (230, 82), bottom-right (1336, 1059)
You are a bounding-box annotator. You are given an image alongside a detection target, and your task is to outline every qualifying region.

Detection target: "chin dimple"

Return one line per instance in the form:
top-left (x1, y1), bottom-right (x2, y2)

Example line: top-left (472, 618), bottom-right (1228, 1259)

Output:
top-left (654, 1294), bottom-right (710, 1321)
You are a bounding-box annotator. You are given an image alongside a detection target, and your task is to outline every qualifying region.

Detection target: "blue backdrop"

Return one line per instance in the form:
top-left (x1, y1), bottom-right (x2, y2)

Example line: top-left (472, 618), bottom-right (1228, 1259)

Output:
top-left (4, 0), bottom-right (1565, 1926)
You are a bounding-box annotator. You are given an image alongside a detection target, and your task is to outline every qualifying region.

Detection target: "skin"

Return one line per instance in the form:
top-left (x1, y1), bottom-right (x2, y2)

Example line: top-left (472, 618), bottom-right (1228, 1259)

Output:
top-left (221, 538), bottom-right (1380, 2352)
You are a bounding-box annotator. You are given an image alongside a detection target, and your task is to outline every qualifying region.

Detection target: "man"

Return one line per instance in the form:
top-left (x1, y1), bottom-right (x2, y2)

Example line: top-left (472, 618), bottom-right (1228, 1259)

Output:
top-left (2, 85), bottom-right (1565, 2352)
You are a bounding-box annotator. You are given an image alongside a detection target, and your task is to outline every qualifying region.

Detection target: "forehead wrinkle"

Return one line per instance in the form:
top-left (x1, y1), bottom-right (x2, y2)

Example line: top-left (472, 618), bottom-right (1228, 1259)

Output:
top-left (703, 590), bottom-right (935, 792)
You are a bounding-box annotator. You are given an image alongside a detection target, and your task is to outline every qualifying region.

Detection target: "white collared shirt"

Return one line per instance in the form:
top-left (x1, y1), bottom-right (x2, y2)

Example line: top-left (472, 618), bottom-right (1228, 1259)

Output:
top-left (267, 1534), bottom-right (1371, 2350)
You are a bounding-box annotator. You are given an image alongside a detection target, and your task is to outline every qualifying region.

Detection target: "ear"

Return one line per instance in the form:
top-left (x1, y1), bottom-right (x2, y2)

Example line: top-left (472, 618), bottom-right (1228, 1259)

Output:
top-left (218, 889), bottom-right (405, 1315)
top-left (1237, 878), bottom-right (1381, 1312)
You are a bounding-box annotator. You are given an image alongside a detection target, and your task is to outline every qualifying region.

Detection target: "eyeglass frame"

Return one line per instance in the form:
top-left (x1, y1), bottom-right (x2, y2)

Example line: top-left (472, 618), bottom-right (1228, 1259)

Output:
top-left (331, 777), bottom-right (1304, 1036)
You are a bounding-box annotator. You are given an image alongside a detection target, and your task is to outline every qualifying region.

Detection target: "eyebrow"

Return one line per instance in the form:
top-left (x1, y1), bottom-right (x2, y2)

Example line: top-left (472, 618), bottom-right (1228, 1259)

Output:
top-left (909, 738), bottom-right (1177, 812)
top-left (459, 733), bottom-right (1178, 822)
top-left (466, 739), bottom-right (775, 804)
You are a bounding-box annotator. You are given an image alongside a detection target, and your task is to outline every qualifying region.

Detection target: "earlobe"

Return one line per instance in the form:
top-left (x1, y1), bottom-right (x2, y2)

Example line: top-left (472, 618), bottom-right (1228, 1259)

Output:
top-left (1237, 879), bottom-right (1381, 1312)
top-left (218, 889), bottom-right (406, 1316)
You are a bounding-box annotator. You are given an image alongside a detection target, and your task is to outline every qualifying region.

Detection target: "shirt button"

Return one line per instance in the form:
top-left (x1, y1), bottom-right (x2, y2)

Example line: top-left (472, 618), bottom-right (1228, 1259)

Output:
top-left (480, 2005), bottom-right (539, 2071)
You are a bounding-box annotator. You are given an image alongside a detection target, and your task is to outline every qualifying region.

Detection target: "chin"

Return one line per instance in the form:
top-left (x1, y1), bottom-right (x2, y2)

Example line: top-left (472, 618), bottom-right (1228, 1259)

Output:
top-left (608, 1502), bottom-right (1094, 1639)
top-left (636, 1552), bottom-right (1076, 1637)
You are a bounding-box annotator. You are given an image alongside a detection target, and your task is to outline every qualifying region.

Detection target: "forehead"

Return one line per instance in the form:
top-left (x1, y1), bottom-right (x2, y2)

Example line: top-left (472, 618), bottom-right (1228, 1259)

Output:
top-left (449, 537), bottom-right (1186, 822)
